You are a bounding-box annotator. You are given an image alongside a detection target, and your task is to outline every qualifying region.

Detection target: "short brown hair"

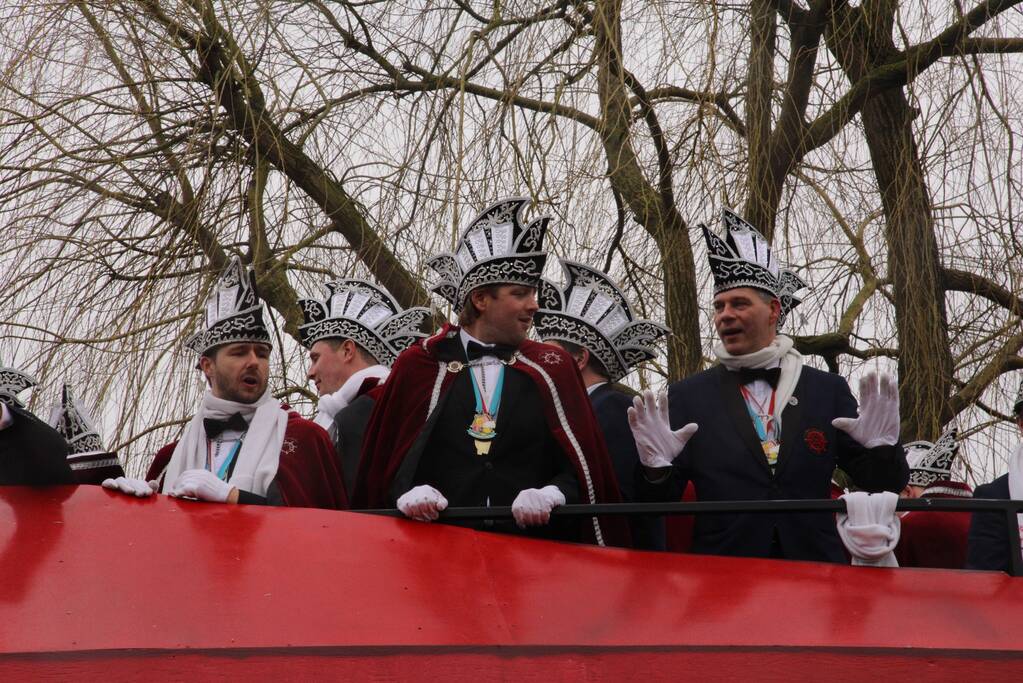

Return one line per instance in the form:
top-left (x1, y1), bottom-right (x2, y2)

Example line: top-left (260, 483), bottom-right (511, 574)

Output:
top-left (320, 337), bottom-right (377, 365)
top-left (554, 339), bottom-right (609, 380)
top-left (457, 285), bottom-right (500, 327)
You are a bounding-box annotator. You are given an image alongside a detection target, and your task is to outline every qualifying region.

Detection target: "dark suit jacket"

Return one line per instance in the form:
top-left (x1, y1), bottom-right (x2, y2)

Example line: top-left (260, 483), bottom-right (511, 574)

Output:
top-left (590, 384), bottom-right (665, 550)
top-left (0, 403), bottom-right (75, 486)
top-left (333, 393), bottom-right (376, 496)
top-left (638, 364), bottom-right (908, 562)
top-left (966, 474), bottom-right (1012, 573)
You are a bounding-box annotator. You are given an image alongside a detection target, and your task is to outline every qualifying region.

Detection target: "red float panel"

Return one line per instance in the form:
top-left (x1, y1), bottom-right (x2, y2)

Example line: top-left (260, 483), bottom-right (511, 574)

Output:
top-left (1, 485), bottom-right (1021, 679)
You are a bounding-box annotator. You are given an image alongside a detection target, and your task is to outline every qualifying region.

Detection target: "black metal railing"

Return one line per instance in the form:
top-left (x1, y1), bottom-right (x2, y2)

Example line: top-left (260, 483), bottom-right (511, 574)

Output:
top-left (365, 497), bottom-right (1023, 577)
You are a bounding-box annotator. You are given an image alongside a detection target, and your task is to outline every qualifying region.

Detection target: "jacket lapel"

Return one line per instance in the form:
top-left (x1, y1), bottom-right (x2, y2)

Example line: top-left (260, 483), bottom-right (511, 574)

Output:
top-left (717, 366), bottom-right (772, 477)
top-left (774, 374), bottom-right (804, 479)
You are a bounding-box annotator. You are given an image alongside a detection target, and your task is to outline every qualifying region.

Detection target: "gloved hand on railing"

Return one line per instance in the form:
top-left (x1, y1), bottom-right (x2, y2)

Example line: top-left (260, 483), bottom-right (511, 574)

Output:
top-left (832, 371), bottom-right (900, 448)
top-left (101, 476), bottom-right (158, 497)
top-left (511, 485), bottom-right (566, 528)
top-left (168, 469), bottom-right (234, 503)
top-left (627, 389), bottom-right (698, 469)
top-left (397, 484), bottom-right (448, 522)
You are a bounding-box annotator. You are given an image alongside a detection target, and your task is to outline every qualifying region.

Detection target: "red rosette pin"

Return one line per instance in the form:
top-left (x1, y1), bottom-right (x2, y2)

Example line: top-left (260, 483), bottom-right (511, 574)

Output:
top-left (804, 428), bottom-right (828, 454)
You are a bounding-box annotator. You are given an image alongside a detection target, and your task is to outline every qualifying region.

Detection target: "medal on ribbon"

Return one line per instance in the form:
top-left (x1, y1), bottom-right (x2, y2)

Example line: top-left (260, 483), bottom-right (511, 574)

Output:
top-left (467, 363), bottom-right (505, 456)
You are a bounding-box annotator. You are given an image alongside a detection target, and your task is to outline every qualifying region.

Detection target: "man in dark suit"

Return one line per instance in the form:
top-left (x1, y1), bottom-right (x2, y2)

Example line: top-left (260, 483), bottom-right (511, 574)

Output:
top-left (966, 380), bottom-right (1023, 572)
top-left (534, 259), bottom-right (670, 550)
top-left (629, 209), bottom-right (908, 563)
top-left (0, 364), bottom-right (74, 486)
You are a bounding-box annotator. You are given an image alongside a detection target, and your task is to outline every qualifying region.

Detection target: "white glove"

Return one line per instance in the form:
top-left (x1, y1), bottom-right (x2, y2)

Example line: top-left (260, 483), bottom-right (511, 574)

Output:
top-left (832, 371), bottom-right (900, 448)
top-left (511, 485), bottom-right (566, 528)
top-left (101, 476), bottom-right (158, 497)
top-left (837, 491), bottom-right (901, 567)
top-left (167, 468), bottom-right (234, 503)
top-left (397, 484), bottom-right (448, 522)
top-left (627, 389), bottom-right (699, 468)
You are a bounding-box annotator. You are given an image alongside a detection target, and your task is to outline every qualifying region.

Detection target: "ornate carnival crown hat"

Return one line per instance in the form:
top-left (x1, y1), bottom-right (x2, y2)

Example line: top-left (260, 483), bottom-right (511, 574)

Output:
top-left (299, 279), bottom-right (432, 366)
top-left (534, 260), bottom-right (670, 383)
top-left (0, 360), bottom-right (37, 408)
top-left (904, 426), bottom-right (959, 488)
top-left (1014, 377), bottom-right (1023, 417)
top-left (48, 384), bottom-right (107, 457)
top-left (426, 197), bottom-right (549, 313)
top-left (700, 208), bottom-right (808, 328)
top-left (184, 256), bottom-right (272, 355)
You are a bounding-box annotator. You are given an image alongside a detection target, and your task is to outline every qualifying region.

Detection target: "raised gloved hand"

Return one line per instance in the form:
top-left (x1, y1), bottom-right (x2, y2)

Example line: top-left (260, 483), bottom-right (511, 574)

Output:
top-left (832, 371), bottom-right (900, 448)
top-left (511, 485), bottom-right (566, 528)
top-left (627, 389), bottom-right (699, 469)
top-left (397, 484), bottom-right (448, 522)
top-left (101, 476), bottom-right (158, 497)
top-left (167, 468), bottom-right (234, 503)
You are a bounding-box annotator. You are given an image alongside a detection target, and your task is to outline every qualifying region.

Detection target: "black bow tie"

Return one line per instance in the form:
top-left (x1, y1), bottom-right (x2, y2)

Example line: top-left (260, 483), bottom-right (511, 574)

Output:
top-left (737, 367), bottom-right (781, 389)
top-left (465, 340), bottom-right (516, 362)
top-left (204, 412), bottom-right (249, 439)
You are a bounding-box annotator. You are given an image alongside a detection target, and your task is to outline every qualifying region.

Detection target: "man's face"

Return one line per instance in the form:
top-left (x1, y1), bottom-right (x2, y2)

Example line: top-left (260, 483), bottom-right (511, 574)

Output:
top-left (201, 342), bottom-right (270, 404)
top-left (472, 284), bottom-right (539, 346)
top-left (712, 287), bottom-right (780, 356)
top-left (307, 339), bottom-right (354, 396)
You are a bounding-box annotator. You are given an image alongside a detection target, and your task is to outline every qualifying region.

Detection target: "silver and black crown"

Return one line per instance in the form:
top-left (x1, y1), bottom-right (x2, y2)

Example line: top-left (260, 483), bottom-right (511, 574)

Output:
top-left (49, 384), bottom-right (106, 456)
top-left (0, 361), bottom-right (37, 408)
top-left (184, 257), bottom-right (272, 355)
top-left (534, 260), bottom-right (670, 383)
top-left (299, 279), bottom-right (431, 366)
top-left (701, 208), bottom-right (808, 328)
top-left (426, 197), bottom-right (549, 313)
top-left (904, 427), bottom-right (959, 488)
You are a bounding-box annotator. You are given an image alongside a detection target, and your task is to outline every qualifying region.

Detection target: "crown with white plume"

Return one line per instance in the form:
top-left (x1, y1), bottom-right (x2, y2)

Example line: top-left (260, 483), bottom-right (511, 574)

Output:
top-left (534, 259), bottom-right (670, 382)
top-left (426, 197), bottom-right (549, 313)
top-left (299, 279), bottom-right (431, 366)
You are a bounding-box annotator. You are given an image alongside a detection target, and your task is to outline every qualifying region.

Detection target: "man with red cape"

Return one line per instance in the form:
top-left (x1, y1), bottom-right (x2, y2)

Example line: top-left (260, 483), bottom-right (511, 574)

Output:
top-left (353, 198), bottom-right (628, 547)
top-left (895, 427), bottom-right (972, 569)
top-left (103, 257), bottom-right (347, 510)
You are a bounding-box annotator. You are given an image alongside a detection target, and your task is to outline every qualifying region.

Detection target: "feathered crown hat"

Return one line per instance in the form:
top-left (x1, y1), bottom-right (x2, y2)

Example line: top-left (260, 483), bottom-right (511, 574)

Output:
top-left (0, 361), bottom-right (37, 408)
top-left (299, 279), bottom-right (431, 366)
top-left (48, 384), bottom-right (125, 482)
top-left (701, 208), bottom-right (808, 328)
top-left (184, 257), bottom-right (272, 355)
top-left (904, 426), bottom-right (959, 488)
top-left (426, 197), bottom-right (549, 313)
top-left (48, 384), bottom-right (106, 456)
top-left (534, 260), bottom-right (670, 383)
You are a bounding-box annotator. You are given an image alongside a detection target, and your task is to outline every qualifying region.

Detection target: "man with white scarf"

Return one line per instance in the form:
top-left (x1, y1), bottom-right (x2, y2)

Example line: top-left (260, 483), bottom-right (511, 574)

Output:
top-left (629, 209), bottom-right (908, 562)
top-left (300, 279), bottom-right (430, 495)
top-left (103, 257), bottom-right (347, 510)
top-left (966, 379), bottom-right (1023, 572)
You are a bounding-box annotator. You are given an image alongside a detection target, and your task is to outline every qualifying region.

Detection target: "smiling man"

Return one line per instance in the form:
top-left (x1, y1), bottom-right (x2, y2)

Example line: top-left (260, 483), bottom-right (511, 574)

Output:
top-left (102, 257), bottom-right (347, 510)
top-left (352, 198), bottom-right (627, 547)
top-left (629, 209), bottom-right (908, 562)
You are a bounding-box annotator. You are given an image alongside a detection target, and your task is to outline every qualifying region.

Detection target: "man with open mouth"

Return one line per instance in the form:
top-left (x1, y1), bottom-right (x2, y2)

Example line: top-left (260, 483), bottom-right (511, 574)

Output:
top-left (102, 257), bottom-right (346, 510)
top-left (628, 208), bottom-right (909, 563)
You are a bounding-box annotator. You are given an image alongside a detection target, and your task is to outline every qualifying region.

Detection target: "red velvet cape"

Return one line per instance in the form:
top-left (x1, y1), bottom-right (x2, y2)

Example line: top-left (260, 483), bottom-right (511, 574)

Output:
top-left (895, 480), bottom-right (972, 569)
top-left (353, 324), bottom-right (629, 547)
top-left (147, 409), bottom-right (348, 510)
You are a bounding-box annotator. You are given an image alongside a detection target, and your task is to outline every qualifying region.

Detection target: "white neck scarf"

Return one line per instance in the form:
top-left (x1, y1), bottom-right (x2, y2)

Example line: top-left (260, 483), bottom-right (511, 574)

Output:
top-left (1007, 442), bottom-right (1023, 552)
top-left (714, 335), bottom-right (803, 421)
top-left (162, 389), bottom-right (288, 496)
top-left (313, 365), bottom-right (390, 435)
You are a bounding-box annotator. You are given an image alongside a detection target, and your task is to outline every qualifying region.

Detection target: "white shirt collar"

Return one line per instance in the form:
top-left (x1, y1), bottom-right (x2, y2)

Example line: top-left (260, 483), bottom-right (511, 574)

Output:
top-left (586, 381), bottom-right (608, 395)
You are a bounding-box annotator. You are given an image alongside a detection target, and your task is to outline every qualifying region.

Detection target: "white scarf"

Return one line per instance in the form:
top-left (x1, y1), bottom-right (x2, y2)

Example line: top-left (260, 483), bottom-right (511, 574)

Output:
top-left (1007, 442), bottom-right (1023, 552)
top-left (837, 491), bottom-right (901, 567)
top-left (714, 335), bottom-right (803, 422)
top-left (162, 389), bottom-right (288, 497)
top-left (313, 365), bottom-right (390, 436)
